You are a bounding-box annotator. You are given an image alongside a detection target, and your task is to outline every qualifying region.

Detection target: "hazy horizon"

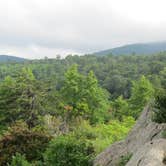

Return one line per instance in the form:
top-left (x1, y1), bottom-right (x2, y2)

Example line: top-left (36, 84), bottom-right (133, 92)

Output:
top-left (1, 0), bottom-right (166, 59)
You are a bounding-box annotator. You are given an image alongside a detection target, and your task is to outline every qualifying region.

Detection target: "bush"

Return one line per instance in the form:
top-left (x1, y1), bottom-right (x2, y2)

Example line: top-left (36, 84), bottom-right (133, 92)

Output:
top-left (71, 117), bottom-right (135, 153)
top-left (44, 135), bottom-right (94, 166)
top-left (10, 153), bottom-right (31, 166)
top-left (153, 89), bottom-right (166, 123)
top-left (0, 122), bottom-right (51, 165)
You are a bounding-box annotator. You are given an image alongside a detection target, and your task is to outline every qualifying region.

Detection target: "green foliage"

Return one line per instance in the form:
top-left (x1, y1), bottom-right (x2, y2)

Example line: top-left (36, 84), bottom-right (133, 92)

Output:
top-left (72, 117), bottom-right (135, 153)
top-left (10, 153), bottom-right (31, 166)
top-left (0, 122), bottom-right (51, 165)
top-left (111, 76), bottom-right (154, 120)
top-left (153, 88), bottom-right (166, 123)
top-left (0, 53), bottom-right (165, 165)
top-left (44, 135), bottom-right (94, 166)
top-left (61, 65), bottom-right (110, 124)
top-left (117, 153), bottom-right (132, 166)
top-left (111, 96), bottom-right (130, 121)
top-left (159, 67), bottom-right (166, 88)
top-left (103, 75), bottom-right (129, 99)
top-left (0, 68), bottom-right (47, 128)
top-left (0, 76), bottom-right (18, 125)
top-left (129, 76), bottom-right (154, 118)
top-left (0, 53), bottom-right (165, 98)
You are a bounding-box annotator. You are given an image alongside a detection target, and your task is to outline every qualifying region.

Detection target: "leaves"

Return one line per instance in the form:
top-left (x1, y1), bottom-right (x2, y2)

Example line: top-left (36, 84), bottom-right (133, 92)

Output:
top-left (44, 135), bottom-right (94, 166)
top-left (129, 76), bottom-right (154, 118)
top-left (61, 65), bottom-right (109, 123)
top-left (0, 68), bottom-right (48, 128)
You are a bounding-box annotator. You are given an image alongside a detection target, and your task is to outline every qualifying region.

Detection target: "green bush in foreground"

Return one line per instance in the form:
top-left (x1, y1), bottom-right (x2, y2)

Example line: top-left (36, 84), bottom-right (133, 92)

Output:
top-left (71, 117), bottom-right (135, 153)
top-left (0, 122), bottom-right (51, 165)
top-left (44, 135), bottom-right (94, 166)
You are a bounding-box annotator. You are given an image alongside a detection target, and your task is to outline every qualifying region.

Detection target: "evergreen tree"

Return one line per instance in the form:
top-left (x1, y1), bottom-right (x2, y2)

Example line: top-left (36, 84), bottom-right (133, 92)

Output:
top-left (61, 65), bottom-right (109, 123)
top-left (129, 76), bottom-right (154, 118)
top-left (0, 68), bottom-right (45, 128)
top-left (84, 71), bottom-right (110, 123)
top-left (153, 88), bottom-right (166, 123)
top-left (111, 96), bottom-right (130, 121)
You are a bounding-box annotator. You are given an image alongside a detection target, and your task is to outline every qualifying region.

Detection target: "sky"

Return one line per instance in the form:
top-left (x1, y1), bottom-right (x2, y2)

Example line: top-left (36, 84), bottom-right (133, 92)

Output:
top-left (0, 0), bottom-right (166, 59)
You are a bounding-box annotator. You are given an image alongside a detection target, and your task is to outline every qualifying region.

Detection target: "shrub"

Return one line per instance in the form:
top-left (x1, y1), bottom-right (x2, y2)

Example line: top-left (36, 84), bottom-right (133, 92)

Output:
top-left (72, 117), bottom-right (135, 153)
top-left (10, 153), bottom-right (31, 166)
top-left (0, 122), bottom-right (51, 165)
top-left (44, 135), bottom-right (94, 166)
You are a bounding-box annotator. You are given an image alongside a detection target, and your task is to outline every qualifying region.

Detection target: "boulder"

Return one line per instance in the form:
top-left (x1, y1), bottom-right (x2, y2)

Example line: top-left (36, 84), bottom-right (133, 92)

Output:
top-left (126, 139), bottom-right (166, 166)
top-left (94, 106), bottom-right (166, 166)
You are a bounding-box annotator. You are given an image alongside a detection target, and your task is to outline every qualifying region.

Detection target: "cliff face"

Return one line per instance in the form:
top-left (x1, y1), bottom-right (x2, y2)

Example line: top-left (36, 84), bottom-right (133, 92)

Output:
top-left (94, 106), bottom-right (166, 166)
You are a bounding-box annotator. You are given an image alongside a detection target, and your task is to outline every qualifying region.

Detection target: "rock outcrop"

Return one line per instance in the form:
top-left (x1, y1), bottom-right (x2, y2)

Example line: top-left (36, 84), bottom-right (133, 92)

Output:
top-left (94, 105), bottom-right (166, 166)
top-left (126, 139), bottom-right (166, 166)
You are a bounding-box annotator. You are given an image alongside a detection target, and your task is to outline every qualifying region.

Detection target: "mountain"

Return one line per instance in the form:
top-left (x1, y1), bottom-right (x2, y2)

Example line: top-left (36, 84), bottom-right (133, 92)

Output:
top-left (94, 41), bottom-right (166, 56)
top-left (0, 55), bottom-right (27, 62)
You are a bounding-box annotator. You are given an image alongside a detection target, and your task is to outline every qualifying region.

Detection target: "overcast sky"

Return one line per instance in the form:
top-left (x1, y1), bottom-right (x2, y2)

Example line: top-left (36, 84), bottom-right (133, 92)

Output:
top-left (0, 0), bottom-right (166, 59)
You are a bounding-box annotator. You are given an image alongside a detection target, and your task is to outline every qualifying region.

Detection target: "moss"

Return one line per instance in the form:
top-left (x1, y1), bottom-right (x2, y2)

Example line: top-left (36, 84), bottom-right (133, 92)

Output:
top-left (117, 153), bottom-right (132, 166)
top-left (162, 130), bottom-right (166, 138)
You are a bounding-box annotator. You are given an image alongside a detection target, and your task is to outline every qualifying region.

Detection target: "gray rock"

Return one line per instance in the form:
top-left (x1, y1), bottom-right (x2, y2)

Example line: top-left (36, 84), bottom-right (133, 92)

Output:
top-left (126, 139), bottom-right (166, 166)
top-left (93, 105), bottom-right (166, 166)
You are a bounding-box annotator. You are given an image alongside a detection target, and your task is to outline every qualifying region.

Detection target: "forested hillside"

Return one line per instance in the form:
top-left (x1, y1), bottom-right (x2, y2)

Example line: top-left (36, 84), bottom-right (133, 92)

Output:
top-left (94, 42), bottom-right (166, 56)
top-left (0, 53), bottom-right (166, 98)
top-left (0, 53), bottom-right (166, 166)
top-left (0, 55), bottom-right (27, 62)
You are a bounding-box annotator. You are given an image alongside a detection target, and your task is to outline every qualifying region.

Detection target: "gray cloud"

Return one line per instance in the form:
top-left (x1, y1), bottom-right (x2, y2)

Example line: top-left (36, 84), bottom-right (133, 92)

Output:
top-left (0, 0), bottom-right (166, 58)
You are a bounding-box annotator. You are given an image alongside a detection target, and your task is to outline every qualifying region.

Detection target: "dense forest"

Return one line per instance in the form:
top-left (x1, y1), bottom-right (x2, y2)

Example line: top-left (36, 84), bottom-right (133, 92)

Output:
top-left (0, 53), bottom-right (166, 166)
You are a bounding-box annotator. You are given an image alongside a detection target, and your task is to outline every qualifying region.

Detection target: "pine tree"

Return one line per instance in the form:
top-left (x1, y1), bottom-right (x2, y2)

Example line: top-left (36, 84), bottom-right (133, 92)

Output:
top-left (0, 68), bottom-right (45, 128)
top-left (61, 65), bottom-right (109, 123)
top-left (129, 76), bottom-right (154, 118)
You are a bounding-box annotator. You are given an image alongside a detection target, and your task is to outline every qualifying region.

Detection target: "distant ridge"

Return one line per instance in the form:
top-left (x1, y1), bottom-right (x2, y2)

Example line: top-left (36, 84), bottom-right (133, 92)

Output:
top-left (94, 41), bottom-right (166, 56)
top-left (0, 55), bottom-right (27, 62)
